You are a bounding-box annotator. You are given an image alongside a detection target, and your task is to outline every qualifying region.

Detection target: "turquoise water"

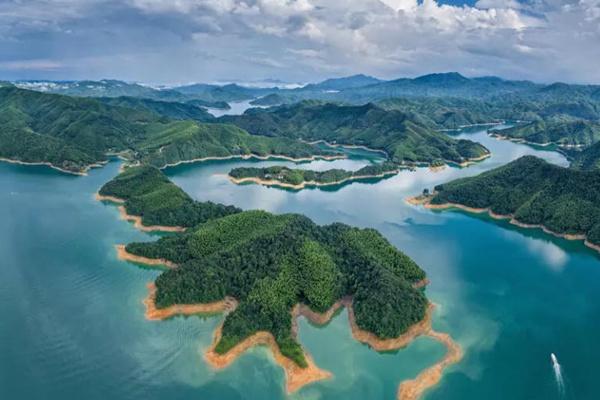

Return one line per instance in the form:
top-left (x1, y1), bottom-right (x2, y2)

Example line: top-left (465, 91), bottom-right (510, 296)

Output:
top-left (1, 128), bottom-right (598, 400)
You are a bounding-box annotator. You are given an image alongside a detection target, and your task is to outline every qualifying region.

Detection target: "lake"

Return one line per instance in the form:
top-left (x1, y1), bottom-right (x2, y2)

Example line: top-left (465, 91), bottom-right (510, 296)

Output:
top-left (1, 127), bottom-right (597, 400)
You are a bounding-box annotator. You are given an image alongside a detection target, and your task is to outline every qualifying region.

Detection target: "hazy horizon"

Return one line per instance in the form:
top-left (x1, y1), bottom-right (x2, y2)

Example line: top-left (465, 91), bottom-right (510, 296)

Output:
top-left (2, 0), bottom-right (600, 85)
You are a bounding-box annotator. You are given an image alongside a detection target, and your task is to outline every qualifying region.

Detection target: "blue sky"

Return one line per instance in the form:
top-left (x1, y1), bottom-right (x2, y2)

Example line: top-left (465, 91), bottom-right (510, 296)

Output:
top-left (0, 0), bottom-right (598, 85)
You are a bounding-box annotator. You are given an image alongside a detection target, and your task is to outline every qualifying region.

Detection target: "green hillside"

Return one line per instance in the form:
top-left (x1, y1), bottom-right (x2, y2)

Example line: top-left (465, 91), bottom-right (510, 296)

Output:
top-left (97, 96), bottom-right (215, 122)
top-left (135, 121), bottom-right (340, 168)
top-left (229, 162), bottom-right (399, 188)
top-left (492, 120), bottom-right (600, 147)
top-left (0, 87), bottom-right (334, 173)
top-left (571, 142), bottom-right (600, 170)
top-left (429, 156), bottom-right (600, 246)
top-left (99, 165), bottom-right (240, 228)
top-left (221, 101), bottom-right (489, 165)
top-left (103, 167), bottom-right (428, 367)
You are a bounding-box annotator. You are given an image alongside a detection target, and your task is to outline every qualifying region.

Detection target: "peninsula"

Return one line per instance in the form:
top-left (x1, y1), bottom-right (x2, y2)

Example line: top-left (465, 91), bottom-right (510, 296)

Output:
top-left (102, 166), bottom-right (462, 397)
top-left (408, 155), bottom-right (600, 253)
top-left (228, 162), bottom-right (400, 189)
top-left (220, 101), bottom-right (490, 166)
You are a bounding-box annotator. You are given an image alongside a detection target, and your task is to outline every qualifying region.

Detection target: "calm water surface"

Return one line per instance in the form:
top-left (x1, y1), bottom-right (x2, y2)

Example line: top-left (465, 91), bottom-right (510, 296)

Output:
top-left (1, 128), bottom-right (598, 400)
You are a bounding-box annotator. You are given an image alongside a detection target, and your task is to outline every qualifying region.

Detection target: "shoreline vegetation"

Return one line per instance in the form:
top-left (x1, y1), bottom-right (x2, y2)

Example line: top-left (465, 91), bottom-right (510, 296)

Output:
top-left (0, 157), bottom-right (106, 176)
top-left (406, 156), bottom-right (600, 255)
top-left (135, 270), bottom-right (461, 398)
top-left (406, 193), bottom-right (600, 255)
top-left (99, 165), bottom-right (463, 399)
top-left (221, 101), bottom-right (491, 167)
top-left (228, 163), bottom-right (401, 190)
top-left (95, 193), bottom-right (187, 232)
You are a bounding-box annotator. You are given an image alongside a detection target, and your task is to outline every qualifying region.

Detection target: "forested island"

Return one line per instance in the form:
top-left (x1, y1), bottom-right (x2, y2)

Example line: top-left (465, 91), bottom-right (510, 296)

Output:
top-left (100, 165), bottom-right (461, 397)
top-left (222, 101), bottom-right (490, 166)
top-left (228, 162), bottom-right (400, 189)
top-left (409, 156), bottom-right (600, 252)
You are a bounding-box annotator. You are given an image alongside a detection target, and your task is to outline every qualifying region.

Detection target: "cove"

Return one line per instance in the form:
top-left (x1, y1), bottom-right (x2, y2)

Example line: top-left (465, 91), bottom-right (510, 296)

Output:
top-left (1, 126), bottom-right (598, 400)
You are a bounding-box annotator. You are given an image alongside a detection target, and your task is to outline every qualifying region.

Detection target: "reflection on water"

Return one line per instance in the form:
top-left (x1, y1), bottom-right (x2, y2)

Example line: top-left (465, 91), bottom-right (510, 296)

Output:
top-left (1, 126), bottom-right (597, 400)
top-left (205, 100), bottom-right (265, 117)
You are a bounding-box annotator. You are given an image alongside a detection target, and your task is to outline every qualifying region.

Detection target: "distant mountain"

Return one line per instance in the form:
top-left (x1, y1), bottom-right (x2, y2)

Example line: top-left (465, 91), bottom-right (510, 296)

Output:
top-left (221, 101), bottom-right (489, 165)
top-left (172, 83), bottom-right (277, 102)
top-left (97, 96), bottom-right (215, 122)
top-left (250, 93), bottom-right (292, 106)
top-left (412, 72), bottom-right (470, 86)
top-left (14, 79), bottom-right (239, 107)
top-left (14, 79), bottom-right (183, 100)
top-left (303, 74), bottom-right (382, 91)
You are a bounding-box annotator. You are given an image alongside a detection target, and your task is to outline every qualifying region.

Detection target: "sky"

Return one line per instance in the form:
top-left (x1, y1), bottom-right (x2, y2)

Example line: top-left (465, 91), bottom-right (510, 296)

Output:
top-left (1, 0), bottom-right (599, 85)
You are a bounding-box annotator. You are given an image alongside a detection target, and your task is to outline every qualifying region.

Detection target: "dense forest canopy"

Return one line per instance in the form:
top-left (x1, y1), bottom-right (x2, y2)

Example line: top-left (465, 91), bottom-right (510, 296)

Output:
top-left (229, 162), bottom-right (399, 187)
top-left (492, 120), bottom-right (600, 147)
top-left (0, 87), bottom-right (336, 173)
top-left (99, 165), bottom-right (240, 228)
top-left (430, 156), bottom-right (600, 245)
top-left (221, 101), bottom-right (489, 165)
top-left (101, 167), bottom-right (428, 368)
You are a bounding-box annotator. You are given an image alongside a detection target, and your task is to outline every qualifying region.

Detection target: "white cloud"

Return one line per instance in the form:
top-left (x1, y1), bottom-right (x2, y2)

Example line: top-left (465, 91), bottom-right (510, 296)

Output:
top-left (1, 0), bottom-right (600, 83)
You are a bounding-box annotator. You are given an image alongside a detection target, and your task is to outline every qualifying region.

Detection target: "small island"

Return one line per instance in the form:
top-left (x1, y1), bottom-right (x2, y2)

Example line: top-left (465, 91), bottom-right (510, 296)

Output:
top-left (228, 162), bottom-right (400, 189)
top-left (408, 155), bottom-right (600, 253)
top-left (100, 166), bottom-right (462, 399)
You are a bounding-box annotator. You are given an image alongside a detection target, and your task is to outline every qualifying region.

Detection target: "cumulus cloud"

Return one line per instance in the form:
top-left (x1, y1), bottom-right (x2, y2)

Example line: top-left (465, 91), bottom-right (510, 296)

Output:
top-left (0, 0), bottom-right (598, 84)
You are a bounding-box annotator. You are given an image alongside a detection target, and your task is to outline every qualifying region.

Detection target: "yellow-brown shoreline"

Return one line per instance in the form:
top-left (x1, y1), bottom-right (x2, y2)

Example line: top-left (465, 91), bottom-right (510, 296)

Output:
top-left (117, 205), bottom-right (186, 232)
top-left (119, 229), bottom-right (462, 398)
top-left (95, 193), bottom-right (125, 203)
top-left (116, 245), bottom-right (177, 269)
top-left (228, 170), bottom-right (400, 190)
top-left (95, 192), bottom-right (186, 232)
top-left (407, 195), bottom-right (600, 254)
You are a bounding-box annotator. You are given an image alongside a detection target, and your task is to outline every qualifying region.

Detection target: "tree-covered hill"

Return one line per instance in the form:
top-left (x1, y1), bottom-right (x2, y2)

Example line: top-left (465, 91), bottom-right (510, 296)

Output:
top-left (428, 156), bottom-right (600, 246)
top-left (492, 120), bottom-right (600, 147)
top-left (135, 121), bottom-right (339, 168)
top-left (221, 101), bottom-right (490, 165)
top-left (97, 96), bottom-right (216, 122)
top-left (100, 166), bottom-right (428, 367)
top-left (571, 142), bottom-right (600, 171)
top-left (0, 86), bottom-right (156, 172)
top-left (229, 162), bottom-right (399, 188)
top-left (0, 87), bottom-right (336, 173)
top-left (128, 210), bottom-right (427, 366)
top-left (99, 165), bottom-right (240, 228)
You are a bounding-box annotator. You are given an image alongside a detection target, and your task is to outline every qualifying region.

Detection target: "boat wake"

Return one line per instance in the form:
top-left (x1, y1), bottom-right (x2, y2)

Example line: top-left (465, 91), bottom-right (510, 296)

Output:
top-left (551, 353), bottom-right (565, 397)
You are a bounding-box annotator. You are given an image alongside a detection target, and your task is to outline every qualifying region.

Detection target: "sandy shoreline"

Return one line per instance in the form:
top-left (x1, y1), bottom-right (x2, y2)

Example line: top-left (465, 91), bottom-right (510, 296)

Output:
top-left (117, 205), bottom-right (186, 232)
top-left (95, 193), bottom-right (125, 203)
top-left (116, 245), bottom-right (178, 269)
top-left (407, 195), bottom-right (600, 254)
top-left (95, 192), bottom-right (185, 232)
top-left (144, 282), bottom-right (236, 320)
top-left (397, 327), bottom-right (463, 400)
top-left (123, 243), bottom-right (461, 398)
top-left (0, 157), bottom-right (106, 176)
top-left (156, 152), bottom-right (346, 169)
top-left (228, 170), bottom-right (400, 190)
